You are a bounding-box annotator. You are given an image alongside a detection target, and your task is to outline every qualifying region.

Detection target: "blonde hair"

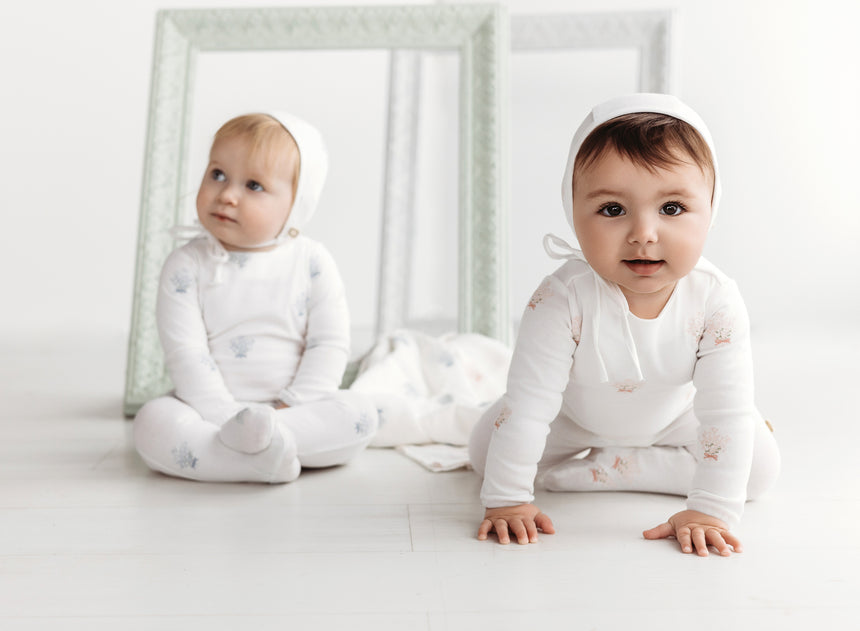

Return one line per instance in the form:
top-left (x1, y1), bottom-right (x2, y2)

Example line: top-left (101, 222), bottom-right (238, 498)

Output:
top-left (212, 113), bottom-right (300, 196)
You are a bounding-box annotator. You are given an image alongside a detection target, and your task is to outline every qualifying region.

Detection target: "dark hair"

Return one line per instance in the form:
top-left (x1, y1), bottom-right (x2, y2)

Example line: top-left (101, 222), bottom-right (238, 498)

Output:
top-left (574, 112), bottom-right (714, 184)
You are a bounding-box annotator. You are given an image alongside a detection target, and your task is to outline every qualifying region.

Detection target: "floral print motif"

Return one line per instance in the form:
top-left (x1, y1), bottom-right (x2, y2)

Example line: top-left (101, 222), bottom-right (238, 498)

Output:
top-left (309, 256), bottom-right (321, 280)
top-left (230, 336), bottom-right (255, 359)
top-left (493, 405), bottom-right (512, 430)
top-left (355, 412), bottom-right (371, 436)
top-left (436, 350), bottom-right (455, 367)
top-left (170, 270), bottom-right (193, 294)
top-left (172, 442), bottom-right (198, 469)
top-left (199, 355), bottom-right (217, 372)
top-left (528, 280), bottom-right (554, 310)
top-left (614, 382), bottom-right (639, 394)
top-left (611, 454), bottom-right (638, 478)
top-left (590, 467), bottom-right (608, 483)
top-left (705, 311), bottom-right (734, 346)
top-left (228, 252), bottom-right (249, 268)
top-left (700, 426), bottom-right (730, 462)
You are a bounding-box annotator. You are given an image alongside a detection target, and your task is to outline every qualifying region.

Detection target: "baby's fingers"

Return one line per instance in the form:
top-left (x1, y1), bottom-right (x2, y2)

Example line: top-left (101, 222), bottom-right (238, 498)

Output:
top-left (493, 519), bottom-right (512, 544)
top-left (691, 527), bottom-right (709, 556)
top-left (706, 528), bottom-right (742, 556)
top-left (477, 519), bottom-right (494, 541)
top-left (642, 522), bottom-right (674, 540)
top-left (721, 530), bottom-right (743, 554)
top-left (534, 512), bottom-right (556, 535)
top-left (508, 518), bottom-right (531, 545)
top-left (675, 526), bottom-right (693, 554)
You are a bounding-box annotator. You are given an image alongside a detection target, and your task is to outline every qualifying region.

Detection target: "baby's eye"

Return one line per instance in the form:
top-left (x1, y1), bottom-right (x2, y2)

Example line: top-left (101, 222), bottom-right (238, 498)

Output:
top-left (598, 204), bottom-right (625, 217)
top-left (211, 169), bottom-right (226, 182)
top-left (247, 180), bottom-right (264, 192)
top-left (660, 202), bottom-right (686, 216)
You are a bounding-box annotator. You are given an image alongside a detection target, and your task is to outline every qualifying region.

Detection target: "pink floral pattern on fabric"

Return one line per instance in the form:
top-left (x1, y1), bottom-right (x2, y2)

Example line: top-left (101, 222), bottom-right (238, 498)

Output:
top-left (612, 454), bottom-right (638, 477)
top-left (700, 426), bottom-right (730, 462)
top-left (590, 453), bottom-right (638, 485)
top-left (704, 311), bottom-right (734, 346)
top-left (493, 405), bottom-right (512, 430)
top-left (590, 467), bottom-right (608, 483)
top-left (614, 382), bottom-right (639, 393)
top-left (527, 281), bottom-right (554, 310)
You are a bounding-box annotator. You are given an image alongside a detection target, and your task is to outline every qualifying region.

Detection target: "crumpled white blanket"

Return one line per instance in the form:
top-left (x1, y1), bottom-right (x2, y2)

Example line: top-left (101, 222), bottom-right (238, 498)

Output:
top-left (349, 330), bottom-right (511, 469)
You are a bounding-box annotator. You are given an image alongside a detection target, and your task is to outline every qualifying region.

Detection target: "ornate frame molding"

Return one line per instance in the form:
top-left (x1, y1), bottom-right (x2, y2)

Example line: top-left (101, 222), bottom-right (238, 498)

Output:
top-left (511, 11), bottom-right (675, 92)
top-left (124, 5), bottom-right (509, 415)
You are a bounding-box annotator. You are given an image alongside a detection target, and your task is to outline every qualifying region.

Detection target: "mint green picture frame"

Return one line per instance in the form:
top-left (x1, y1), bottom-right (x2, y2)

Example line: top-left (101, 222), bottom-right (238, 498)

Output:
top-left (124, 5), bottom-right (509, 416)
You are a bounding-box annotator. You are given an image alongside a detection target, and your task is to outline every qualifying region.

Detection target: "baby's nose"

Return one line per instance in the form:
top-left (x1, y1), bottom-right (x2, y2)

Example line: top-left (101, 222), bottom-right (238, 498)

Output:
top-left (218, 184), bottom-right (239, 204)
top-left (628, 214), bottom-right (659, 243)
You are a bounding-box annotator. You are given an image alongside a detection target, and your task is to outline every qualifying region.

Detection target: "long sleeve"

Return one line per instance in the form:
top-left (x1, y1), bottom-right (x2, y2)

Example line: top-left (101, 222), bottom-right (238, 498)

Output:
top-left (480, 275), bottom-right (579, 507)
top-left (156, 247), bottom-right (243, 424)
top-left (277, 245), bottom-right (350, 406)
top-left (688, 279), bottom-right (756, 527)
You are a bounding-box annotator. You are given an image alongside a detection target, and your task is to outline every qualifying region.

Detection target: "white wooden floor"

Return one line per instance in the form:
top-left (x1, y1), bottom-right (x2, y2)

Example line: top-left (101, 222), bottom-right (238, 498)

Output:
top-left (1, 327), bottom-right (857, 630)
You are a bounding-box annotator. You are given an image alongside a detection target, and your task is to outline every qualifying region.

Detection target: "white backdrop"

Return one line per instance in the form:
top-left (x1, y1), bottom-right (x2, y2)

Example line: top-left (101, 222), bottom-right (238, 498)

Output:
top-left (1, 0), bottom-right (857, 347)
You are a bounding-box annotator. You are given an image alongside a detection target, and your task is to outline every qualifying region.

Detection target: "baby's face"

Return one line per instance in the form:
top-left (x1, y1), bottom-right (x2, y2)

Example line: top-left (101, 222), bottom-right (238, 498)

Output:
top-left (572, 148), bottom-right (712, 318)
top-left (196, 135), bottom-right (296, 251)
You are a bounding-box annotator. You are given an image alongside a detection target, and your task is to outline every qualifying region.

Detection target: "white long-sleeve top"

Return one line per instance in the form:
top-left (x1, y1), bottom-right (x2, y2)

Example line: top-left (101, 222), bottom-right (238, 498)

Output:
top-left (481, 255), bottom-right (756, 526)
top-left (156, 236), bottom-right (350, 425)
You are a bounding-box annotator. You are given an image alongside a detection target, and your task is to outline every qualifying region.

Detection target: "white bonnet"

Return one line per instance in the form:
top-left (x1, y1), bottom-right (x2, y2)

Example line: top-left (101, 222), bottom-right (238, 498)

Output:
top-left (267, 110), bottom-right (329, 239)
top-left (560, 93), bottom-right (721, 236)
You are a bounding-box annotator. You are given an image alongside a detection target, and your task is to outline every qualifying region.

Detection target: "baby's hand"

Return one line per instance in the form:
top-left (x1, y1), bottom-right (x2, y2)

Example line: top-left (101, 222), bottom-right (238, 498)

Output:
top-left (643, 509), bottom-right (742, 557)
top-left (477, 504), bottom-right (555, 545)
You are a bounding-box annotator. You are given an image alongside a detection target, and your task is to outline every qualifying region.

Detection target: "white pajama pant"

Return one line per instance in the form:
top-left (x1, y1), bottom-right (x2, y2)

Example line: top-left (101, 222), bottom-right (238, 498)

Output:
top-left (134, 391), bottom-right (378, 483)
top-left (469, 398), bottom-right (781, 500)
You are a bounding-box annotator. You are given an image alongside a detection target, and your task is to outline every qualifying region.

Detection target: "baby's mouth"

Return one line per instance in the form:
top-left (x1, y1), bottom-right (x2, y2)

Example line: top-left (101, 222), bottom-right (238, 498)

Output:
top-left (212, 212), bottom-right (237, 223)
top-left (624, 259), bottom-right (664, 275)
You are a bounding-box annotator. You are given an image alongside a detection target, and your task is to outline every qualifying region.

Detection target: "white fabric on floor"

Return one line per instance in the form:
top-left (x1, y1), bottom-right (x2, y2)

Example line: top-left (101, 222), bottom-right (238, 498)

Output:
top-left (349, 330), bottom-right (511, 455)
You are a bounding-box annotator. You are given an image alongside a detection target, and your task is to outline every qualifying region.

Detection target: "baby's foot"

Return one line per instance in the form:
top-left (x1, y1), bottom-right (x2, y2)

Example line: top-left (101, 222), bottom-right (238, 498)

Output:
top-left (538, 451), bottom-right (599, 491)
top-left (266, 424), bottom-right (301, 484)
top-left (219, 406), bottom-right (275, 454)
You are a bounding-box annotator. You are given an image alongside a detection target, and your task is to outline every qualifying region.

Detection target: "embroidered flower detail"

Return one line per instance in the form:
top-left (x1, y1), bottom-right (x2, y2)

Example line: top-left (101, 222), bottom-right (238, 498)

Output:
top-left (527, 281), bottom-right (554, 310)
top-left (687, 312), bottom-right (705, 344)
top-left (571, 316), bottom-right (582, 345)
top-left (355, 413), bottom-right (371, 436)
top-left (611, 454), bottom-right (638, 478)
top-left (172, 442), bottom-right (198, 469)
top-left (170, 270), bottom-right (193, 294)
top-left (230, 336), bottom-right (255, 359)
top-left (700, 426), bottom-right (730, 462)
top-left (590, 467), bottom-right (608, 483)
top-left (493, 405), bottom-right (512, 430)
top-left (615, 382), bottom-right (639, 393)
top-left (228, 252), bottom-right (249, 268)
top-left (437, 351), bottom-right (455, 367)
top-left (705, 312), bottom-right (734, 346)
